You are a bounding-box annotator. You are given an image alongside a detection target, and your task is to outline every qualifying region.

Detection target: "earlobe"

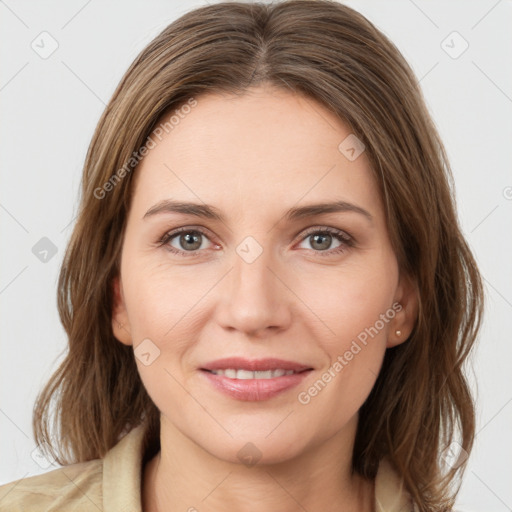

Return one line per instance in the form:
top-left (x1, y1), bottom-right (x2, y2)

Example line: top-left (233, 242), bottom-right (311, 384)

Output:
top-left (387, 273), bottom-right (419, 348)
top-left (111, 276), bottom-right (133, 346)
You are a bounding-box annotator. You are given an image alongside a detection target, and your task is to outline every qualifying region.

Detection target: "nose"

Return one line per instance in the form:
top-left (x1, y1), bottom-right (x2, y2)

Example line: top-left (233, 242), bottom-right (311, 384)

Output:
top-left (215, 242), bottom-right (292, 338)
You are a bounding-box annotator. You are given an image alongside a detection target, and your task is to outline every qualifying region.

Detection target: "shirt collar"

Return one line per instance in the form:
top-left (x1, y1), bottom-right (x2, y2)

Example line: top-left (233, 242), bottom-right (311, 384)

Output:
top-left (103, 423), bottom-right (147, 512)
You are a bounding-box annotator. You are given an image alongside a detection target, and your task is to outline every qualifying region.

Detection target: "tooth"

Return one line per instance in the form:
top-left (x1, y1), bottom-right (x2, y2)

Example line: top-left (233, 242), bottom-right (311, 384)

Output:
top-left (236, 369), bottom-right (255, 379)
top-left (254, 370), bottom-right (272, 379)
top-left (210, 368), bottom-right (298, 379)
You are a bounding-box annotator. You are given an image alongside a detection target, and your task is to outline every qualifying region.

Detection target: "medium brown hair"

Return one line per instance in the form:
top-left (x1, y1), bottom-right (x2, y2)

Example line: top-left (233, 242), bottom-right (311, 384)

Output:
top-left (33, 1), bottom-right (484, 509)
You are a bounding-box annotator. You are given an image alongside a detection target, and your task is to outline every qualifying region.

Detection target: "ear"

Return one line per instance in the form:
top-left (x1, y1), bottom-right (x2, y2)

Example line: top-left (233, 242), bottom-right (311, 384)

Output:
top-left (387, 271), bottom-right (419, 348)
top-left (111, 275), bottom-right (133, 346)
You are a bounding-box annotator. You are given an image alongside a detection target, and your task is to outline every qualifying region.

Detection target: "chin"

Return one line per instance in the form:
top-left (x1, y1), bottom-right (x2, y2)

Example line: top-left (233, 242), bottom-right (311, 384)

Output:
top-left (199, 429), bottom-right (309, 467)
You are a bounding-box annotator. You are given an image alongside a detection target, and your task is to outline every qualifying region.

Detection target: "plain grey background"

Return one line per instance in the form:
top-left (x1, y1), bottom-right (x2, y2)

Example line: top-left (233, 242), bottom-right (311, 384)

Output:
top-left (1, 1), bottom-right (511, 510)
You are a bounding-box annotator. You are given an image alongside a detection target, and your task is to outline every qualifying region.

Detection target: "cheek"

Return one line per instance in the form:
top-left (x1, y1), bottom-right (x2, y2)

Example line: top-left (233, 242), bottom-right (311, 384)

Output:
top-left (293, 269), bottom-right (394, 430)
top-left (124, 266), bottom-right (200, 409)
top-left (293, 261), bottom-right (398, 351)
top-left (123, 258), bottom-right (213, 341)
top-left (121, 261), bottom-right (217, 404)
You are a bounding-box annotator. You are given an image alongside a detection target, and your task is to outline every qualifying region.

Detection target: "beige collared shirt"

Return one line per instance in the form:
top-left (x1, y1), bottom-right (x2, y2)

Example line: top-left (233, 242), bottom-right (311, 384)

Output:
top-left (0, 424), bottom-right (415, 511)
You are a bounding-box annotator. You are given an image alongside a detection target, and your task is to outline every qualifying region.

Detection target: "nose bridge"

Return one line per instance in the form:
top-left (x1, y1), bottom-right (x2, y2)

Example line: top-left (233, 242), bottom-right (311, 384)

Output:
top-left (234, 246), bottom-right (274, 297)
top-left (216, 236), bottom-right (291, 335)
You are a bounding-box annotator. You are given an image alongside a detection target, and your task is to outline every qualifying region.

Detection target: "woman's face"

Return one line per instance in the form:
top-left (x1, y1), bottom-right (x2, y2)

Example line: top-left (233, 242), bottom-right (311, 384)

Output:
top-left (112, 84), bottom-right (416, 464)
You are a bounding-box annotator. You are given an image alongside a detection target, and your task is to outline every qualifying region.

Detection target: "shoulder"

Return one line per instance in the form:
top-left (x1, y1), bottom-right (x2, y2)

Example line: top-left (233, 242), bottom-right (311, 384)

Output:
top-left (0, 422), bottom-right (151, 512)
top-left (0, 458), bottom-right (103, 512)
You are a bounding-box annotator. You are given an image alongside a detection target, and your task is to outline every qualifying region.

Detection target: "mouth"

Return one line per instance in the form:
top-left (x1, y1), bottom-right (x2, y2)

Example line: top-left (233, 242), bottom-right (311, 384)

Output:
top-left (199, 357), bottom-right (314, 401)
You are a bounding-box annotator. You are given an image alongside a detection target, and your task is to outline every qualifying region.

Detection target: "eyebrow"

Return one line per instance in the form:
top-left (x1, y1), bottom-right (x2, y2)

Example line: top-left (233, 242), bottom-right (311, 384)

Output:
top-left (143, 199), bottom-right (373, 223)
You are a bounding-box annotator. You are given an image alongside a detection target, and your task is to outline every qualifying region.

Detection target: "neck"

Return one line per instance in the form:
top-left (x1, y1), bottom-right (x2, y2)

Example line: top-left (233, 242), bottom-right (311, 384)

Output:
top-left (142, 415), bottom-right (374, 512)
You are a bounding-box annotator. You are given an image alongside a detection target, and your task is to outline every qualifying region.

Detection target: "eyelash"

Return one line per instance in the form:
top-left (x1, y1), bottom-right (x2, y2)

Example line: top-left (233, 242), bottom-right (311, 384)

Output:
top-left (156, 226), bottom-right (354, 258)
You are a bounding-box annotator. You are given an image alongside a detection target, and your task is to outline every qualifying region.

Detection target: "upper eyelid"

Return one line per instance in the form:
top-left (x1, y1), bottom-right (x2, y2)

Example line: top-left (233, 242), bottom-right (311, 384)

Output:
top-left (298, 225), bottom-right (352, 239)
top-left (161, 226), bottom-right (218, 247)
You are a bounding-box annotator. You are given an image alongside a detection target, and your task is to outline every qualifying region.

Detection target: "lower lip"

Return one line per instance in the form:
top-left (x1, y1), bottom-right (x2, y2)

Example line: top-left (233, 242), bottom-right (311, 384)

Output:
top-left (200, 370), bottom-right (312, 401)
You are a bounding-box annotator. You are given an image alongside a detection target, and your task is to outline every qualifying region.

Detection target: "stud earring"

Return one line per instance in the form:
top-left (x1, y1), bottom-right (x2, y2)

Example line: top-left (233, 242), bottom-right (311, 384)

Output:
top-left (395, 330), bottom-right (402, 337)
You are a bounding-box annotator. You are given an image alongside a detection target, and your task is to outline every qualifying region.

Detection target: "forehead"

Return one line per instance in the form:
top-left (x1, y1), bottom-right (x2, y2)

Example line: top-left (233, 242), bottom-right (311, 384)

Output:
top-left (130, 85), bottom-right (382, 221)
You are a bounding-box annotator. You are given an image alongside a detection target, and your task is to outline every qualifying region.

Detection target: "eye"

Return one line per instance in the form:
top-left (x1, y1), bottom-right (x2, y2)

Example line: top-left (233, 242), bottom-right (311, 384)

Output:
top-left (159, 227), bottom-right (216, 257)
top-left (296, 227), bottom-right (353, 256)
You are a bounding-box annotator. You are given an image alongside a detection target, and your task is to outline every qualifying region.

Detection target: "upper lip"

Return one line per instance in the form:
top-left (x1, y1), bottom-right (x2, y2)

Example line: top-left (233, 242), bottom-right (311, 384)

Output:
top-left (200, 357), bottom-right (313, 372)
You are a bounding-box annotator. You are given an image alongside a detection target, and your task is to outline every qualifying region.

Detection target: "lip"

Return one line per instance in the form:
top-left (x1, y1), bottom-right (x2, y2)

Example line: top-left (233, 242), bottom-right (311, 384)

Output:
top-left (200, 357), bottom-right (313, 372)
top-left (199, 357), bottom-right (314, 401)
